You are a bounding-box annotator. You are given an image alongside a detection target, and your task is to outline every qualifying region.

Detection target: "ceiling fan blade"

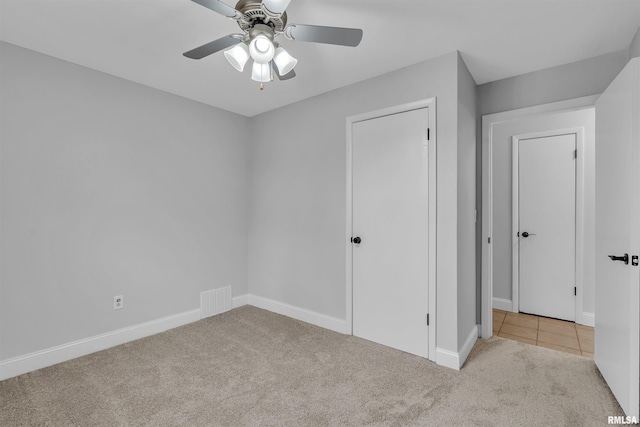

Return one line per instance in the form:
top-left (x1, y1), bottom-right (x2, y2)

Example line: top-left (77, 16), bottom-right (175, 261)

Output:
top-left (286, 24), bottom-right (363, 47)
top-left (275, 68), bottom-right (296, 81)
top-left (190, 0), bottom-right (240, 18)
top-left (183, 35), bottom-right (241, 59)
top-left (262, 0), bottom-right (292, 16)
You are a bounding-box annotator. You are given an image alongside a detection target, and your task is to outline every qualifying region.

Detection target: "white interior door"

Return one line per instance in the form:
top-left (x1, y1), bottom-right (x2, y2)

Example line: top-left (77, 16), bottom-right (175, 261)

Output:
top-left (352, 107), bottom-right (430, 358)
top-left (595, 58), bottom-right (639, 418)
top-left (515, 134), bottom-right (576, 321)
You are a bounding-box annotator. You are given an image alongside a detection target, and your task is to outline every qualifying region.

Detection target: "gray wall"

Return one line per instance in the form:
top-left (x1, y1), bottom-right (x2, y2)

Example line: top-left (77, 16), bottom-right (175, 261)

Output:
top-left (248, 52), bottom-right (466, 354)
top-left (0, 43), bottom-right (250, 360)
top-left (456, 55), bottom-right (478, 345)
top-left (478, 50), bottom-right (628, 116)
top-left (629, 27), bottom-right (640, 59)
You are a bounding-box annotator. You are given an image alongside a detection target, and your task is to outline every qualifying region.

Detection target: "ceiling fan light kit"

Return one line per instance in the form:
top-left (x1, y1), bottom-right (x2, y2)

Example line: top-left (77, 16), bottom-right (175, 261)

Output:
top-left (184, 0), bottom-right (363, 89)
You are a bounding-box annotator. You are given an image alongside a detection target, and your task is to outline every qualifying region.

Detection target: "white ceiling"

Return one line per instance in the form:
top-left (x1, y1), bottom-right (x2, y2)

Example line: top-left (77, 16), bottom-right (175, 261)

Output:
top-left (1, 0), bottom-right (639, 117)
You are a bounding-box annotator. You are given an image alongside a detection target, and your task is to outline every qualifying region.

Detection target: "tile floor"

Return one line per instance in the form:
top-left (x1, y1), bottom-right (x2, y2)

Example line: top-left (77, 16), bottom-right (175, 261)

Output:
top-left (493, 308), bottom-right (594, 358)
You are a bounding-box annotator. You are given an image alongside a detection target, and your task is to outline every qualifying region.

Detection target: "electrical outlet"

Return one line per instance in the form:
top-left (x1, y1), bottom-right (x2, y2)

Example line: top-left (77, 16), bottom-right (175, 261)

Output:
top-left (114, 295), bottom-right (124, 310)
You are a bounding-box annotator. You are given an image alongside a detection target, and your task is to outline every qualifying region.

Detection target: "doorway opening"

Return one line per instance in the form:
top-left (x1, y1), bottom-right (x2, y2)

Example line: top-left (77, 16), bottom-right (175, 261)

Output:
top-left (481, 96), bottom-right (597, 339)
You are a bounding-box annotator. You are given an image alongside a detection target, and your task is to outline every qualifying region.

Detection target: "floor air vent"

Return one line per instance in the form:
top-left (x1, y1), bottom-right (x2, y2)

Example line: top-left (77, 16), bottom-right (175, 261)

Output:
top-left (200, 286), bottom-right (232, 319)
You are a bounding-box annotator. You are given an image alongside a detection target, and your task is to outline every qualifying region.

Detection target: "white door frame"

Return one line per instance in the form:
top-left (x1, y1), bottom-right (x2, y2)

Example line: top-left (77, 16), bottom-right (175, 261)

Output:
top-left (346, 98), bottom-right (437, 360)
top-left (481, 95), bottom-right (598, 339)
top-left (511, 128), bottom-right (585, 318)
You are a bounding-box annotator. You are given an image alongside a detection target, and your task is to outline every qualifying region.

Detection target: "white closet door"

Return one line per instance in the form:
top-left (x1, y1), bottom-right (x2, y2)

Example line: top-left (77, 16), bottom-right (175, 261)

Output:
top-left (352, 107), bottom-right (430, 358)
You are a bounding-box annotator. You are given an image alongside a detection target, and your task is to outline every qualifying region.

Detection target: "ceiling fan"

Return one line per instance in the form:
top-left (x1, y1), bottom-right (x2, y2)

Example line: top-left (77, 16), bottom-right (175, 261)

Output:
top-left (184, 0), bottom-right (363, 89)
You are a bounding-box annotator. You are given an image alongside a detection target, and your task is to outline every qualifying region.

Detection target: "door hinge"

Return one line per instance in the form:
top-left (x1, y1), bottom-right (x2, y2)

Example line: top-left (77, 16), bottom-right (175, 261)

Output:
top-left (427, 128), bottom-right (430, 141)
top-left (426, 313), bottom-right (430, 326)
top-left (574, 149), bottom-right (577, 159)
top-left (574, 287), bottom-right (577, 296)
top-left (488, 237), bottom-right (491, 244)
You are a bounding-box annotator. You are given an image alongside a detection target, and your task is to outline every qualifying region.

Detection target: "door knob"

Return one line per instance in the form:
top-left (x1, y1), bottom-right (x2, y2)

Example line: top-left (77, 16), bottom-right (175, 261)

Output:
top-left (608, 253), bottom-right (629, 265)
top-left (521, 231), bottom-right (536, 238)
top-left (351, 236), bottom-right (362, 244)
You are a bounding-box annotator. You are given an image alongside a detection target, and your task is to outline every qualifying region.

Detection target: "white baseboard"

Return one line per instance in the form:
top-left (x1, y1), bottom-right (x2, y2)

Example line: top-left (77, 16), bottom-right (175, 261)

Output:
top-left (0, 309), bottom-right (200, 381)
top-left (247, 294), bottom-right (347, 334)
top-left (0, 294), bottom-right (349, 381)
top-left (459, 325), bottom-right (479, 369)
top-left (577, 311), bottom-right (595, 327)
top-left (232, 294), bottom-right (249, 308)
top-left (435, 325), bottom-right (478, 370)
top-left (5, 293), bottom-right (453, 380)
top-left (492, 297), bottom-right (513, 312)
top-left (435, 347), bottom-right (460, 370)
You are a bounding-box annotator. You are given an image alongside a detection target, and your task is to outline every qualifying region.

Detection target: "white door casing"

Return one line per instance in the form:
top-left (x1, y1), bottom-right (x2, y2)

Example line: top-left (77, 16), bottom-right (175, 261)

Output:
top-left (512, 132), bottom-right (580, 321)
top-left (346, 99), bottom-right (437, 360)
top-left (594, 58), bottom-right (639, 418)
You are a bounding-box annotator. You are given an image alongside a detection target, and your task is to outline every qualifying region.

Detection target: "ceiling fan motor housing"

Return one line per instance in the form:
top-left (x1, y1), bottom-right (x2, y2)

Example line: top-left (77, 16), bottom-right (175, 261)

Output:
top-left (235, 0), bottom-right (287, 33)
top-left (249, 24), bottom-right (275, 41)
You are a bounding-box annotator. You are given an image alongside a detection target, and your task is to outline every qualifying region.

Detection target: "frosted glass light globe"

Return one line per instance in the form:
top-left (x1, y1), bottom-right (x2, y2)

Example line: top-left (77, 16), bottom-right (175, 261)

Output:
top-left (251, 61), bottom-right (271, 82)
top-left (249, 35), bottom-right (275, 64)
top-left (223, 43), bottom-right (250, 72)
top-left (273, 47), bottom-right (297, 76)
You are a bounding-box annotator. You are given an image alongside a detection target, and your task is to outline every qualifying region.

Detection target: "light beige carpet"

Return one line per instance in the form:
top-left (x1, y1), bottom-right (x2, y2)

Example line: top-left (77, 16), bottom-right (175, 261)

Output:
top-left (1, 306), bottom-right (622, 426)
